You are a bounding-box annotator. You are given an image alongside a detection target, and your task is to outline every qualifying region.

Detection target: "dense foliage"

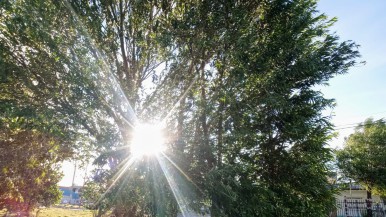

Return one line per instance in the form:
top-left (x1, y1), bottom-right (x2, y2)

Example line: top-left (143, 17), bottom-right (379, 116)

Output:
top-left (337, 119), bottom-right (386, 198)
top-left (0, 0), bottom-right (360, 216)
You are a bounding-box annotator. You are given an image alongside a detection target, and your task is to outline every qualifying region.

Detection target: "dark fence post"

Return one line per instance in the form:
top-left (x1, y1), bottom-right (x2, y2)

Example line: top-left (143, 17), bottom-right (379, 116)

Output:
top-left (367, 189), bottom-right (373, 217)
top-left (334, 199), bottom-right (386, 217)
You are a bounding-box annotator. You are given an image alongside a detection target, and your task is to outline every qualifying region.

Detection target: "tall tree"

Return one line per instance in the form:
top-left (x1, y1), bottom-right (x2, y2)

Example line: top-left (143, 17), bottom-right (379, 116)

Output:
top-left (0, 1), bottom-right (109, 214)
top-left (337, 118), bottom-right (386, 217)
top-left (1, 0), bottom-right (361, 216)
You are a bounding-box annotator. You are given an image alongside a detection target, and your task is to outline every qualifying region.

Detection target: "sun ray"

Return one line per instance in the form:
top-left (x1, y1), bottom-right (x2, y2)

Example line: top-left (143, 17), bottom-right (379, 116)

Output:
top-left (63, 2), bottom-right (137, 127)
top-left (157, 155), bottom-right (194, 217)
top-left (95, 156), bottom-right (137, 205)
top-left (162, 73), bottom-right (199, 122)
top-left (160, 152), bottom-right (204, 195)
top-left (61, 4), bottom-right (203, 216)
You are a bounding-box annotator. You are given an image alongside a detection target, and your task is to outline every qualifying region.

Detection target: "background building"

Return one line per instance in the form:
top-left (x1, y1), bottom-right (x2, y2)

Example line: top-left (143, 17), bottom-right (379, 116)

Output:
top-left (59, 186), bottom-right (82, 204)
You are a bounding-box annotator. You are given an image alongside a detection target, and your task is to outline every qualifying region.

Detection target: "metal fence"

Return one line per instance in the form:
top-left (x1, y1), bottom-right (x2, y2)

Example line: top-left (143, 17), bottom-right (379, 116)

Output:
top-left (331, 199), bottom-right (386, 217)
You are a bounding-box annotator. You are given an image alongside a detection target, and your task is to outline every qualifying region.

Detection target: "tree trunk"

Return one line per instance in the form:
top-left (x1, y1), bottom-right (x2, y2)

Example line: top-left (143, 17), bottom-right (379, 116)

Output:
top-left (366, 188), bottom-right (372, 217)
top-left (216, 67), bottom-right (224, 168)
top-left (176, 96), bottom-right (185, 153)
top-left (199, 61), bottom-right (214, 168)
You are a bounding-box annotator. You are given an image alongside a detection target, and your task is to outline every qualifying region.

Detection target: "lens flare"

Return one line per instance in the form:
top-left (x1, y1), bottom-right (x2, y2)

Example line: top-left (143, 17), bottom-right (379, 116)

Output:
top-left (131, 123), bottom-right (165, 158)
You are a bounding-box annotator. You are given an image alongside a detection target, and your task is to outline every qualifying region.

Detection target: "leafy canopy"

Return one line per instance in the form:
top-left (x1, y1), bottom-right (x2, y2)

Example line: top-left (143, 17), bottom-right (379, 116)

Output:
top-left (0, 0), bottom-right (361, 216)
top-left (337, 118), bottom-right (386, 195)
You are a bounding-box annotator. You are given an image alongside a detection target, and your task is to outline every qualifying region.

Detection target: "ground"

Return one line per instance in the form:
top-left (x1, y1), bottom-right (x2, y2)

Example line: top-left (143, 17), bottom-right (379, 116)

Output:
top-left (0, 205), bottom-right (94, 217)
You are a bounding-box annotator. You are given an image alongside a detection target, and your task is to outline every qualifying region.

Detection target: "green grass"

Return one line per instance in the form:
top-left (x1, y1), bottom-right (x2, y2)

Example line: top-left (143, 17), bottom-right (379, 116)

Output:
top-left (0, 206), bottom-right (94, 217)
top-left (36, 207), bottom-right (94, 217)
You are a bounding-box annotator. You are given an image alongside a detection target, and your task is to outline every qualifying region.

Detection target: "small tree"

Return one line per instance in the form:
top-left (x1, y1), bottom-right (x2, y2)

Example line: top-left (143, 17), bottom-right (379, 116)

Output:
top-left (0, 128), bottom-right (67, 215)
top-left (337, 118), bottom-right (386, 216)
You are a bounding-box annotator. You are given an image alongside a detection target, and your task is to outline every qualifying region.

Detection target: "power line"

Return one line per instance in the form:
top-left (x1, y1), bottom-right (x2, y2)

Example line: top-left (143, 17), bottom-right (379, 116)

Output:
top-left (334, 118), bottom-right (385, 130)
top-left (331, 110), bottom-right (386, 128)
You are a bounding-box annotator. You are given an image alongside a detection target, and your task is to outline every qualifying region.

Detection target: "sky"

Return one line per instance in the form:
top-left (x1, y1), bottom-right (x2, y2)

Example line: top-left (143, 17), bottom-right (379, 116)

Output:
top-left (317, 0), bottom-right (386, 148)
top-left (59, 160), bottom-right (90, 187)
top-left (59, 0), bottom-right (386, 186)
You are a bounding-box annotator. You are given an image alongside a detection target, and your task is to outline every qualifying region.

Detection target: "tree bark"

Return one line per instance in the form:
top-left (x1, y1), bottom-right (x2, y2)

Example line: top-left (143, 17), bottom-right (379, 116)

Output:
top-left (176, 96), bottom-right (185, 153)
top-left (366, 187), bottom-right (372, 217)
top-left (199, 61), bottom-right (215, 168)
top-left (216, 67), bottom-right (224, 168)
top-left (175, 61), bottom-right (195, 154)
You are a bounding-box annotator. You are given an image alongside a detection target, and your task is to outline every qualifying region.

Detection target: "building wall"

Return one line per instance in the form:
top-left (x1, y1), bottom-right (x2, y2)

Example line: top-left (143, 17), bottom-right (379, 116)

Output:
top-left (59, 186), bottom-right (82, 204)
top-left (334, 190), bottom-right (385, 217)
top-left (337, 190), bottom-right (382, 202)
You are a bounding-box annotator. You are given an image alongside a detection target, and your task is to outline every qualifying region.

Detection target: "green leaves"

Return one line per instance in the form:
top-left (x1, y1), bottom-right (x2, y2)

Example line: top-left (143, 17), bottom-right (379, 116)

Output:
top-left (1, 0), bottom-right (360, 216)
top-left (337, 118), bottom-right (386, 194)
top-left (0, 128), bottom-right (66, 212)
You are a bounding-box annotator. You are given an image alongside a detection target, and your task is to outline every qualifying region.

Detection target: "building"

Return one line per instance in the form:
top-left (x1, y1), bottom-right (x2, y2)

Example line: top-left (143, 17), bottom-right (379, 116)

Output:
top-left (59, 186), bottom-right (82, 204)
top-left (333, 184), bottom-right (385, 217)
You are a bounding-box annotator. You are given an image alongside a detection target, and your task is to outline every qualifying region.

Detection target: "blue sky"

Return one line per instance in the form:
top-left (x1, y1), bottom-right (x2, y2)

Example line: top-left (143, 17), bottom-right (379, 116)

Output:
top-left (60, 0), bottom-right (386, 186)
top-left (317, 0), bottom-right (386, 148)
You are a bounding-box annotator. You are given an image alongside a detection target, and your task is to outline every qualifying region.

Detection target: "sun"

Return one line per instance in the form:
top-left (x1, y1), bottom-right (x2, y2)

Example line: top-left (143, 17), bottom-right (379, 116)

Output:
top-left (131, 123), bottom-right (166, 158)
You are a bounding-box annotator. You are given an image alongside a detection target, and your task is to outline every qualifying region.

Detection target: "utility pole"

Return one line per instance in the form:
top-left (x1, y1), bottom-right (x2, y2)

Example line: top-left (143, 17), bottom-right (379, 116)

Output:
top-left (70, 161), bottom-right (77, 204)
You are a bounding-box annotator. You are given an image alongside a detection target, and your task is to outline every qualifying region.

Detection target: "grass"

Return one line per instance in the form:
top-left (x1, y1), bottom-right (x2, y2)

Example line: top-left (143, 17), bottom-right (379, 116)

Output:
top-left (0, 206), bottom-right (94, 217)
top-left (36, 207), bottom-right (94, 217)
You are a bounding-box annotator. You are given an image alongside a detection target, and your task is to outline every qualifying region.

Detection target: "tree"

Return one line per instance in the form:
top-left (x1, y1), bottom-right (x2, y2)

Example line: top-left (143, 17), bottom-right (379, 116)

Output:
top-left (0, 1), bottom-right (91, 214)
top-left (1, 0), bottom-right (361, 216)
top-left (337, 118), bottom-right (386, 216)
top-left (0, 79), bottom-right (72, 214)
top-left (0, 128), bottom-right (66, 214)
top-left (165, 0), bottom-right (360, 216)
top-left (0, 46), bottom-right (73, 214)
